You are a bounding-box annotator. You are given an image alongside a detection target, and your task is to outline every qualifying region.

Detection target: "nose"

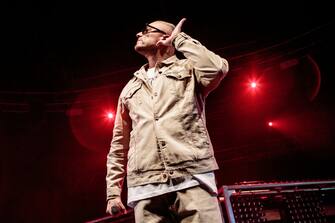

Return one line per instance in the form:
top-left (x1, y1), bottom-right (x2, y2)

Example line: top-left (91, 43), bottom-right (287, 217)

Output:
top-left (136, 32), bottom-right (142, 38)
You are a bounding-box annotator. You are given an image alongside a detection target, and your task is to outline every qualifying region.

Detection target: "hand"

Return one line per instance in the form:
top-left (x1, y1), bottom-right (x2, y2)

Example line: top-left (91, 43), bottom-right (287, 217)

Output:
top-left (106, 197), bottom-right (127, 216)
top-left (156, 18), bottom-right (187, 47)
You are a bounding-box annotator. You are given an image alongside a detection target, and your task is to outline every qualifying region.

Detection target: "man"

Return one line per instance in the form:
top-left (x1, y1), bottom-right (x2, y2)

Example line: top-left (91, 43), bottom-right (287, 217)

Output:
top-left (106, 18), bottom-right (229, 222)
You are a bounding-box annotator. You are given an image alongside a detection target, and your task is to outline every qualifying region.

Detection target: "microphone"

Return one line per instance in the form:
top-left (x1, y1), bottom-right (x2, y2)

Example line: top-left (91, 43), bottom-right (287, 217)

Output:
top-left (111, 206), bottom-right (120, 215)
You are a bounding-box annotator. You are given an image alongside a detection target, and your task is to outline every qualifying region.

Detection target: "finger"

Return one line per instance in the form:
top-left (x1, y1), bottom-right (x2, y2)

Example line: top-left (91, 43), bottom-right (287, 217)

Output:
top-left (106, 200), bottom-right (117, 215)
top-left (119, 202), bottom-right (126, 212)
top-left (171, 18), bottom-right (187, 37)
top-left (180, 18), bottom-right (187, 24)
top-left (106, 206), bottom-right (113, 215)
top-left (176, 18), bottom-right (187, 30)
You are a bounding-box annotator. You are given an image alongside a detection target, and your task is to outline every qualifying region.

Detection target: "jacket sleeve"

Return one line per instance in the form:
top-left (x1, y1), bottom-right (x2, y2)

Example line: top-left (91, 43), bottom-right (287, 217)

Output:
top-left (173, 32), bottom-right (229, 96)
top-left (106, 96), bottom-right (130, 201)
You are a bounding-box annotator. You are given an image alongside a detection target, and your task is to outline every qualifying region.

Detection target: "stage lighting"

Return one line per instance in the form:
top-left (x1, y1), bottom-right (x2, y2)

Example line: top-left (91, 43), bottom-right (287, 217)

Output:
top-left (250, 82), bottom-right (257, 88)
top-left (106, 112), bottom-right (114, 120)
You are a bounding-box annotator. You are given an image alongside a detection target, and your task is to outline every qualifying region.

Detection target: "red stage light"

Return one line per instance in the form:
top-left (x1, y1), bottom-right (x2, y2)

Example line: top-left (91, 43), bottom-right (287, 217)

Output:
top-left (250, 82), bottom-right (257, 88)
top-left (107, 112), bottom-right (114, 119)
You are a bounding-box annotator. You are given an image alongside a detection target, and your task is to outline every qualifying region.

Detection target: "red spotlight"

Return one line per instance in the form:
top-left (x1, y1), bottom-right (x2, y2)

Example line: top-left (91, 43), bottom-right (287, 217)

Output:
top-left (245, 77), bottom-right (261, 93)
top-left (268, 121), bottom-right (273, 127)
top-left (250, 82), bottom-right (257, 88)
top-left (106, 112), bottom-right (114, 120)
top-left (102, 109), bottom-right (115, 124)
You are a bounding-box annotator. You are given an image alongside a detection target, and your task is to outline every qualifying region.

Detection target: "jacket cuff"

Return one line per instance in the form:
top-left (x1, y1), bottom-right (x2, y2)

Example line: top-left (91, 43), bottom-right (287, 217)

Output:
top-left (173, 32), bottom-right (192, 48)
top-left (106, 186), bottom-right (122, 201)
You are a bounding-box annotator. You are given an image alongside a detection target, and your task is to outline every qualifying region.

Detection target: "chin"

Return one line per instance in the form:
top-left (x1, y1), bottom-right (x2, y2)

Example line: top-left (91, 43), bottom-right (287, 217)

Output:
top-left (134, 45), bottom-right (144, 52)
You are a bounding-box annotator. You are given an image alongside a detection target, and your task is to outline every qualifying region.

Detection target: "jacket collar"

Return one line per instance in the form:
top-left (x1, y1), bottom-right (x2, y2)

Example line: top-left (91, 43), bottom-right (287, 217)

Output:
top-left (134, 55), bottom-right (178, 80)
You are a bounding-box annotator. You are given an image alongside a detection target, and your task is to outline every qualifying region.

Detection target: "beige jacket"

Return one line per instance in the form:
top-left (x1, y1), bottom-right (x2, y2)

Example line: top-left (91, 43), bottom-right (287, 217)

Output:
top-left (106, 32), bottom-right (229, 200)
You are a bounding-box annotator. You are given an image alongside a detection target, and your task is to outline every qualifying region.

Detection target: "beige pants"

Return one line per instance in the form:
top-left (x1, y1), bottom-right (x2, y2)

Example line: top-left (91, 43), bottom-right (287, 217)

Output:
top-left (134, 186), bottom-right (224, 223)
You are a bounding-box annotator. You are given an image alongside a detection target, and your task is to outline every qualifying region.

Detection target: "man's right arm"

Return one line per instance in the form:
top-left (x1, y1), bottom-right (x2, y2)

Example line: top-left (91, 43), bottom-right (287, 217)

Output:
top-left (106, 96), bottom-right (130, 215)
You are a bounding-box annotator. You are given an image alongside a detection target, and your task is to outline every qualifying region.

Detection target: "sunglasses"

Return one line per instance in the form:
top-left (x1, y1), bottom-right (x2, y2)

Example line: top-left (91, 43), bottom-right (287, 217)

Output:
top-left (141, 23), bottom-right (167, 35)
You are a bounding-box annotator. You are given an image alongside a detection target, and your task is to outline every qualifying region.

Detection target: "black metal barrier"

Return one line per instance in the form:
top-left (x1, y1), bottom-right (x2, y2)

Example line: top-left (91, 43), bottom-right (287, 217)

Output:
top-left (221, 180), bottom-right (335, 223)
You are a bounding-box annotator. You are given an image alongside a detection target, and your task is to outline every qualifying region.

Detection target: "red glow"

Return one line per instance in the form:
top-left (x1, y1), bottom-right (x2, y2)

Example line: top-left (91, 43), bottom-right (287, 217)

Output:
top-left (268, 121), bottom-right (273, 127)
top-left (69, 88), bottom-right (116, 151)
top-left (107, 112), bottom-right (114, 119)
top-left (251, 82), bottom-right (257, 88)
top-left (269, 111), bottom-right (333, 147)
top-left (104, 110), bottom-right (115, 122)
top-left (245, 75), bottom-right (262, 94)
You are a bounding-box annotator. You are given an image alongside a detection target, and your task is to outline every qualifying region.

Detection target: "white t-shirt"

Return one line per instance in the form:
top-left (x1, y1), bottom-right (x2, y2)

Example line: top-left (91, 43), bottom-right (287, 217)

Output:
top-left (127, 172), bottom-right (218, 208)
top-left (147, 67), bottom-right (157, 80)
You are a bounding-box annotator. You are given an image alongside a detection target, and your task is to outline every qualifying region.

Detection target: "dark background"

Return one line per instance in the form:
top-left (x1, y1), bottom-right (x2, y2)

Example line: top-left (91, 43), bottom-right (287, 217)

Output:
top-left (1, 1), bottom-right (335, 222)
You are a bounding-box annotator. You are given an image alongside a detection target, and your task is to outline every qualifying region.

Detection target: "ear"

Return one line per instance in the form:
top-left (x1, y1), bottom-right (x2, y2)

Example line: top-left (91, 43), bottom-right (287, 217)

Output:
top-left (161, 34), bottom-right (170, 40)
top-left (156, 35), bottom-right (166, 45)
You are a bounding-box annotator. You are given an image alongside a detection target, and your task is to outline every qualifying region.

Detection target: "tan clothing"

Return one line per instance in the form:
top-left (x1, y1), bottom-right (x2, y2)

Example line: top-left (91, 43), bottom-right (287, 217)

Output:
top-left (134, 185), bottom-right (224, 223)
top-left (106, 32), bottom-right (229, 200)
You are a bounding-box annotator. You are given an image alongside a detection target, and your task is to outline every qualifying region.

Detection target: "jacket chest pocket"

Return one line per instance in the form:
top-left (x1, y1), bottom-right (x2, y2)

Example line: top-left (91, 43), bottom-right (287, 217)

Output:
top-left (165, 69), bottom-right (193, 98)
top-left (123, 83), bottom-right (142, 110)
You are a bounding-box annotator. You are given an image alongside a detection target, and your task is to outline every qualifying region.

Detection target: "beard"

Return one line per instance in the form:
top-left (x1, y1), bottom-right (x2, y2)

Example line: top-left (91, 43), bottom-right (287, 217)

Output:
top-left (134, 41), bottom-right (157, 55)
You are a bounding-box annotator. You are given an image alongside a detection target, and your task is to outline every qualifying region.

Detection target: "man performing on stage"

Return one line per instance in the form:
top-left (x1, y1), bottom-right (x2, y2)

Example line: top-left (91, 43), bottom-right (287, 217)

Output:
top-left (106, 18), bottom-right (229, 222)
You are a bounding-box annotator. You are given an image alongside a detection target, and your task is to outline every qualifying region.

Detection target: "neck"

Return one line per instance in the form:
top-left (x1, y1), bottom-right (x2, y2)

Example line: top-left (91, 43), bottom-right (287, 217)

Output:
top-left (145, 48), bottom-right (174, 68)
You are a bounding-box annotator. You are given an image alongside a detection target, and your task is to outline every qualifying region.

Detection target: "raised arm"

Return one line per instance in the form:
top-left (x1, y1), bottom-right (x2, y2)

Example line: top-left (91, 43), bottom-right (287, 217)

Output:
top-left (159, 18), bottom-right (229, 96)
